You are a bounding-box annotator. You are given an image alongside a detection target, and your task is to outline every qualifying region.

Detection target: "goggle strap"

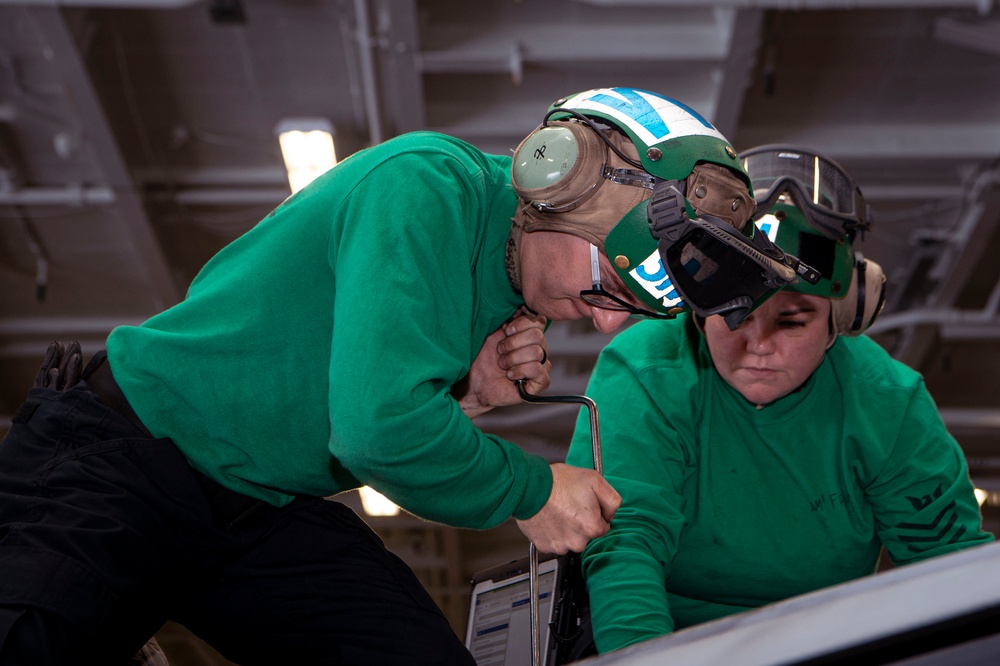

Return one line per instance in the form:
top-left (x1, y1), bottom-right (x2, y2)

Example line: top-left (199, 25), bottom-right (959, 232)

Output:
top-left (608, 168), bottom-right (659, 190)
top-left (647, 180), bottom-right (688, 243)
top-left (852, 254), bottom-right (868, 332)
top-left (752, 179), bottom-right (869, 240)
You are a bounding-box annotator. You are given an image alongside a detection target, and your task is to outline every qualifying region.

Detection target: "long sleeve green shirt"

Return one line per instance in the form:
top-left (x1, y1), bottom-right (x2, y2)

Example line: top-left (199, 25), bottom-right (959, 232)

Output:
top-left (107, 131), bottom-right (552, 528)
top-left (566, 314), bottom-right (993, 654)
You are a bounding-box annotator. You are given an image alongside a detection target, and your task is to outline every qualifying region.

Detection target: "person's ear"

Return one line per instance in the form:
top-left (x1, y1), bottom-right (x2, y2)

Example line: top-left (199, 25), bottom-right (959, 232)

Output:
top-left (826, 310), bottom-right (837, 349)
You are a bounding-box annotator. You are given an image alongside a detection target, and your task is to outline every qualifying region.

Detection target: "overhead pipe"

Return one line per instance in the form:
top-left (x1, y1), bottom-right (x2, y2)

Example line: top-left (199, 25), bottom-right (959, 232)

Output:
top-left (869, 273), bottom-right (1000, 338)
top-left (154, 188), bottom-right (289, 206)
top-left (0, 0), bottom-right (200, 6)
top-left (869, 308), bottom-right (1000, 336)
top-left (0, 316), bottom-right (146, 340)
top-left (0, 185), bottom-right (116, 206)
top-left (353, 0), bottom-right (384, 147)
top-left (570, 0), bottom-right (993, 14)
top-left (934, 16), bottom-right (1000, 56)
top-left (13, 215), bottom-right (49, 302)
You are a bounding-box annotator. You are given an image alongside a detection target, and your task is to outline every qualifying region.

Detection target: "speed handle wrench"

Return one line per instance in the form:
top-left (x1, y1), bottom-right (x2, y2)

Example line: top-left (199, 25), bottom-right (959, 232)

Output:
top-left (515, 379), bottom-right (603, 666)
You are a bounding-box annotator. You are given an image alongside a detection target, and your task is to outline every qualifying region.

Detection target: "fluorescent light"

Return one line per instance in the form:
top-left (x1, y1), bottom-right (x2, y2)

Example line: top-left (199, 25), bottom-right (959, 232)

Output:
top-left (275, 118), bottom-right (337, 194)
top-left (975, 487), bottom-right (989, 507)
top-left (358, 486), bottom-right (400, 517)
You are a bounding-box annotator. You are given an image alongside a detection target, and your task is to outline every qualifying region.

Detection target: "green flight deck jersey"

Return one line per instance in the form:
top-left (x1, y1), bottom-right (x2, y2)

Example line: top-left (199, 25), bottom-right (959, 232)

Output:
top-left (107, 131), bottom-right (552, 528)
top-left (567, 314), bottom-right (993, 654)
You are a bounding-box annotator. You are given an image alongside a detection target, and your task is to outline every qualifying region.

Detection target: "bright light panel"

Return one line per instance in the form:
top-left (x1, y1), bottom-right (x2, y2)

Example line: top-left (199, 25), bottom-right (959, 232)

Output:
top-left (275, 118), bottom-right (337, 194)
top-left (359, 486), bottom-right (400, 517)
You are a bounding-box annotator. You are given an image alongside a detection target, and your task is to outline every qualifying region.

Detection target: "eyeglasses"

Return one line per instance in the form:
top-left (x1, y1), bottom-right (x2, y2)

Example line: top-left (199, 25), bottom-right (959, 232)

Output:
top-left (579, 244), bottom-right (672, 320)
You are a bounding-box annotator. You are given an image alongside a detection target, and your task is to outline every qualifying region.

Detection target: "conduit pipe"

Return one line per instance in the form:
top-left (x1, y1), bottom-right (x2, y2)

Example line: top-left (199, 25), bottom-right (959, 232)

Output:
top-left (869, 275), bottom-right (1000, 338)
top-left (353, 0), bottom-right (384, 146)
top-left (571, 0), bottom-right (993, 14)
top-left (869, 308), bottom-right (1000, 336)
top-left (0, 316), bottom-right (146, 338)
top-left (0, 0), bottom-right (200, 6)
top-left (0, 186), bottom-right (116, 206)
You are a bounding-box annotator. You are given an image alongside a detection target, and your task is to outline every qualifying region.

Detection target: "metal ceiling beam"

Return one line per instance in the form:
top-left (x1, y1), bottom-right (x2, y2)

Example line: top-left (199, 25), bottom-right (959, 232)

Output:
top-left (711, 8), bottom-right (764, 139)
top-left (934, 17), bottom-right (1000, 56)
top-left (0, 0), bottom-right (200, 6)
top-left (870, 308), bottom-right (1000, 336)
top-left (369, 0), bottom-right (425, 136)
top-left (27, 6), bottom-right (180, 310)
top-left (941, 408), bottom-right (1000, 430)
top-left (0, 185), bottom-right (115, 205)
top-left (737, 122), bottom-right (1000, 161)
top-left (417, 22), bottom-right (732, 74)
top-left (571, 0), bottom-right (993, 12)
top-left (873, 174), bottom-right (1000, 367)
top-left (353, 0), bottom-right (384, 146)
top-left (0, 316), bottom-right (148, 339)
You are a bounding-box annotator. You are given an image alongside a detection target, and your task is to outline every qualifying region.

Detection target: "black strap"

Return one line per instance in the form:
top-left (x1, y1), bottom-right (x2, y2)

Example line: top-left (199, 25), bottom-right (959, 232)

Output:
top-left (853, 256), bottom-right (868, 332)
top-left (82, 351), bottom-right (153, 439)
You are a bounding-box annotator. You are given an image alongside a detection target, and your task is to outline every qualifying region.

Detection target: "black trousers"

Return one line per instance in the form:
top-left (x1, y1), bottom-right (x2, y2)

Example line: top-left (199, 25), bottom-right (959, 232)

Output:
top-left (0, 382), bottom-right (475, 665)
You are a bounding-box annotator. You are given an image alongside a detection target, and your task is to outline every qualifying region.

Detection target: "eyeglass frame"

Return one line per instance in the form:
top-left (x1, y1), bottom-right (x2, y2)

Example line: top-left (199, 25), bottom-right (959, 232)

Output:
top-left (579, 243), bottom-right (674, 320)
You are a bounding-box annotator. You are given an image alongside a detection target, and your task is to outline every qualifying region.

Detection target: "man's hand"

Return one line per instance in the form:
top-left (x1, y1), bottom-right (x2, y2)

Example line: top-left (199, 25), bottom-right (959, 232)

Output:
top-left (34, 340), bottom-right (82, 391)
top-left (453, 308), bottom-right (550, 418)
top-left (516, 463), bottom-right (621, 555)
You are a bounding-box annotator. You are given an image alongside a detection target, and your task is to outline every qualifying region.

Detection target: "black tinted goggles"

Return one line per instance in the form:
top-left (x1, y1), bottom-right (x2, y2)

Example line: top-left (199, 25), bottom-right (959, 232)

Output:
top-left (649, 181), bottom-right (820, 330)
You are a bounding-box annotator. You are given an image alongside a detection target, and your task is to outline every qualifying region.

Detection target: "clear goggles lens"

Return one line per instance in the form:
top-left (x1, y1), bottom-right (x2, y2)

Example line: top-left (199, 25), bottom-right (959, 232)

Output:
top-left (741, 146), bottom-right (869, 238)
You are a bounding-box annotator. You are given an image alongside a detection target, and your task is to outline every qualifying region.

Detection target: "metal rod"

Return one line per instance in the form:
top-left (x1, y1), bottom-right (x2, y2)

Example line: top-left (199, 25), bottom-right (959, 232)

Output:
top-left (528, 541), bottom-right (540, 666)
top-left (516, 379), bottom-right (603, 666)
top-left (517, 381), bottom-right (602, 474)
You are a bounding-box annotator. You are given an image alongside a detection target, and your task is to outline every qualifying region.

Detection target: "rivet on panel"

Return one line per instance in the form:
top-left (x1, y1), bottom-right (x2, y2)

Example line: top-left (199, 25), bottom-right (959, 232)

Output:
top-left (614, 255), bottom-right (630, 270)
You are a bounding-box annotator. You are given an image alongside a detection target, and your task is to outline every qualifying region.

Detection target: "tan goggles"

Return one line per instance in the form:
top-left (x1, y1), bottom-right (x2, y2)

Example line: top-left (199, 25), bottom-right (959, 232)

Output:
top-left (511, 121), bottom-right (609, 213)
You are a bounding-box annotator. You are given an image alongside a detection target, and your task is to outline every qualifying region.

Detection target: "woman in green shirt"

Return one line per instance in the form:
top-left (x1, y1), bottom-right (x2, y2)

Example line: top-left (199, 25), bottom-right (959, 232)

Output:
top-left (568, 145), bottom-right (994, 655)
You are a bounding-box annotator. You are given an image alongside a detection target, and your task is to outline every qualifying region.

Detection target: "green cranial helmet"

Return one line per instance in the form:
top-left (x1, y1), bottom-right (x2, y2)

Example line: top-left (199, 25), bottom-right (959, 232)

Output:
top-left (756, 203), bottom-right (855, 299)
top-left (756, 200), bottom-right (887, 336)
top-left (534, 87), bottom-right (755, 317)
top-left (545, 88), bottom-right (749, 185)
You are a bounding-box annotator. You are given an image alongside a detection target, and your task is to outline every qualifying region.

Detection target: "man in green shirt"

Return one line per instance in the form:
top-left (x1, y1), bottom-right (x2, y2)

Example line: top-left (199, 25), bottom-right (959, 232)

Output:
top-left (567, 145), bottom-right (994, 655)
top-left (0, 88), bottom-right (760, 664)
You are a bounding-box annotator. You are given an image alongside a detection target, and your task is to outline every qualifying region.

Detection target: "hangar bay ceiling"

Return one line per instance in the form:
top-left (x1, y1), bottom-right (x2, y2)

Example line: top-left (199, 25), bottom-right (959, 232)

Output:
top-left (1, 0), bottom-right (1000, 652)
